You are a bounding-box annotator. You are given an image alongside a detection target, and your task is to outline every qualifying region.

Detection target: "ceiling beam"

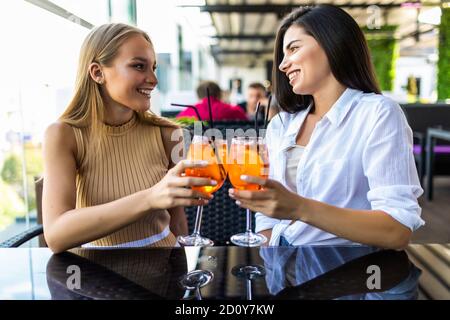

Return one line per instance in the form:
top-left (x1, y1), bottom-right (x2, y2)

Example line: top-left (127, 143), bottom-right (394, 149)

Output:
top-left (213, 49), bottom-right (273, 55)
top-left (180, 2), bottom-right (424, 14)
top-left (212, 34), bottom-right (275, 40)
top-left (24, 0), bottom-right (94, 29)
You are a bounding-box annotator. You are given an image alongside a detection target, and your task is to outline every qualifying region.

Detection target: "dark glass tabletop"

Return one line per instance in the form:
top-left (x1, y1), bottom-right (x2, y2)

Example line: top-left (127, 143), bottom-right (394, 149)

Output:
top-left (0, 244), bottom-right (438, 300)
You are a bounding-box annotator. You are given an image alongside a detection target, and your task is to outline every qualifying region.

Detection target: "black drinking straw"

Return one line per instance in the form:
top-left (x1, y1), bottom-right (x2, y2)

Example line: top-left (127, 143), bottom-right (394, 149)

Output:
top-left (205, 88), bottom-right (227, 177)
top-left (264, 94), bottom-right (272, 129)
top-left (254, 101), bottom-right (261, 134)
top-left (206, 88), bottom-right (214, 131)
top-left (170, 103), bottom-right (202, 122)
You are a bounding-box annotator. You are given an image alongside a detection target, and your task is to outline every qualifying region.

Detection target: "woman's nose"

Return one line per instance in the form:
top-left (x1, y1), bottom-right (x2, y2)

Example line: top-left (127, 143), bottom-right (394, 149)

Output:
top-left (279, 56), bottom-right (290, 73)
top-left (146, 71), bottom-right (158, 86)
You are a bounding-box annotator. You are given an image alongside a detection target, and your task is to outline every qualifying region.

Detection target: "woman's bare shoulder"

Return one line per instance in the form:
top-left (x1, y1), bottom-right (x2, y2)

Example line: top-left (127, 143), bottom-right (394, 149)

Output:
top-left (160, 125), bottom-right (182, 141)
top-left (44, 121), bottom-right (77, 155)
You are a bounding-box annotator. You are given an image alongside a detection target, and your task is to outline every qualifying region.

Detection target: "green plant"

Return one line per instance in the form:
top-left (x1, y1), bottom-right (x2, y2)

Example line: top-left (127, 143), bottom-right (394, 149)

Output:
top-left (1, 154), bottom-right (22, 184)
top-left (364, 25), bottom-right (399, 92)
top-left (24, 146), bottom-right (43, 212)
top-left (437, 8), bottom-right (450, 100)
top-left (0, 178), bottom-right (26, 230)
top-left (0, 146), bottom-right (43, 212)
top-left (169, 117), bottom-right (208, 127)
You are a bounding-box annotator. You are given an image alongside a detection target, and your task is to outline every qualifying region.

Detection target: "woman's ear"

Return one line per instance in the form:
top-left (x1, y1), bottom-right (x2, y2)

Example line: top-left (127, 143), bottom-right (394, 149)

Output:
top-left (88, 62), bottom-right (105, 85)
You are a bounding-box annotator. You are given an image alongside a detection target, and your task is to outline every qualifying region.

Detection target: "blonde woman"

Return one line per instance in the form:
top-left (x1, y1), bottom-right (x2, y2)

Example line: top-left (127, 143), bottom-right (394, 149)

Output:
top-left (43, 23), bottom-right (214, 253)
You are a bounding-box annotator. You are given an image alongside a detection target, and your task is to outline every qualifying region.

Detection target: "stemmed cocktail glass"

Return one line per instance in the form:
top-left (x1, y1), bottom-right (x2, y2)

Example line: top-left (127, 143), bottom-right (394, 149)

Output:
top-left (177, 135), bottom-right (227, 247)
top-left (228, 136), bottom-right (269, 247)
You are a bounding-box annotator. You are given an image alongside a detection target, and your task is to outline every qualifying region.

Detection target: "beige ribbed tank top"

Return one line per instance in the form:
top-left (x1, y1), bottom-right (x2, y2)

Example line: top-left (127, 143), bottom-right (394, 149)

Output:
top-left (71, 113), bottom-right (176, 247)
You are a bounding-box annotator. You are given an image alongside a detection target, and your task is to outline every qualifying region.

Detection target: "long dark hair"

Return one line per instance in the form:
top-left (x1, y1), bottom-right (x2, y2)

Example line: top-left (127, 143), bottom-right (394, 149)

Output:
top-left (273, 5), bottom-right (381, 113)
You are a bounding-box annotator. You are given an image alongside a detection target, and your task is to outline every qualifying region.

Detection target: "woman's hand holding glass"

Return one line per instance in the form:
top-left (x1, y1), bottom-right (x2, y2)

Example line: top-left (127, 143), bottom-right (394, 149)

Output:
top-left (146, 159), bottom-right (215, 210)
top-left (229, 175), bottom-right (304, 221)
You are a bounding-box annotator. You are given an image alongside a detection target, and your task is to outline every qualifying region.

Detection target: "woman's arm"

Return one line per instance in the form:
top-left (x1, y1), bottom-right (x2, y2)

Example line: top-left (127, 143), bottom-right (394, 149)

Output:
top-left (229, 176), bottom-right (411, 250)
top-left (43, 123), bottom-right (212, 253)
top-left (161, 126), bottom-right (189, 236)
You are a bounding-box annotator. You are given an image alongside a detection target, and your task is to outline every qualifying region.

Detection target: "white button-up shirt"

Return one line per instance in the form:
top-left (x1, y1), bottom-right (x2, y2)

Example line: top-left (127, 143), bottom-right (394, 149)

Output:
top-left (255, 88), bottom-right (425, 246)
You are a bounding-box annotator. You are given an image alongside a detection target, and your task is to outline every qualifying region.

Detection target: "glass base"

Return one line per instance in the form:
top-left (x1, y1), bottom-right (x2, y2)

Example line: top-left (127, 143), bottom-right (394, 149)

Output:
top-left (230, 232), bottom-right (267, 247)
top-left (231, 264), bottom-right (266, 280)
top-left (180, 270), bottom-right (214, 290)
top-left (177, 234), bottom-right (214, 247)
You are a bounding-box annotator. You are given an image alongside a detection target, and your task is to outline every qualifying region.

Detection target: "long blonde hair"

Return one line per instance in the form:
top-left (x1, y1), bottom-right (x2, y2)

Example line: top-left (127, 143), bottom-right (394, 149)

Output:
top-left (59, 23), bottom-right (177, 167)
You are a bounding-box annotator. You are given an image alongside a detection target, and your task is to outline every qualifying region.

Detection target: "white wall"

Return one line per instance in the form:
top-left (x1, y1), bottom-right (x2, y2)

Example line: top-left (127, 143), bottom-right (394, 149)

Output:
top-left (137, 0), bottom-right (220, 112)
top-left (393, 57), bottom-right (437, 102)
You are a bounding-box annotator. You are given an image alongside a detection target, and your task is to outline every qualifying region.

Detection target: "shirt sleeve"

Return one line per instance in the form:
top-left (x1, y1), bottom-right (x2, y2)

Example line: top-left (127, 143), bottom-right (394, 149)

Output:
top-left (362, 98), bottom-right (425, 231)
top-left (255, 117), bottom-right (282, 233)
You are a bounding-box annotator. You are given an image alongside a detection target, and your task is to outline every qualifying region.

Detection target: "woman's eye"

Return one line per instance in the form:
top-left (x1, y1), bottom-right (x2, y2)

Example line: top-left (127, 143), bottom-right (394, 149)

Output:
top-left (134, 64), bottom-right (145, 70)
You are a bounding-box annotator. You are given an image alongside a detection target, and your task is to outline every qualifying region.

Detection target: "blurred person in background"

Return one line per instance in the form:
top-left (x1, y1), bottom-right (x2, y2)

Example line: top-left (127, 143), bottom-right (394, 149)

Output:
top-left (238, 82), bottom-right (268, 121)
top-left (176, 80), bottom-right (248, 121)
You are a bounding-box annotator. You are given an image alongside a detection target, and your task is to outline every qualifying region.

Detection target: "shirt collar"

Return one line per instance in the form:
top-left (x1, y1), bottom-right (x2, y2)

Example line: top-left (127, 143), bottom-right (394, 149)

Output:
top-left (279, 103), bottom-right (313, 151)
top-left (323, 88), bottom-right (363, 127)
top-left (281, 88), bottom-right (362, 146)
top-left (284, 103), bottom-right (313, 138)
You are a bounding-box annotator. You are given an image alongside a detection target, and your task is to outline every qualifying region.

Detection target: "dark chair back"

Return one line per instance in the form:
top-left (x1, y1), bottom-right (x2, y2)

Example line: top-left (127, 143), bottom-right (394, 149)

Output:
top-left (34, 177), bottom-right (47, 247)
top-left (401, 104), bottom-right (450, 135)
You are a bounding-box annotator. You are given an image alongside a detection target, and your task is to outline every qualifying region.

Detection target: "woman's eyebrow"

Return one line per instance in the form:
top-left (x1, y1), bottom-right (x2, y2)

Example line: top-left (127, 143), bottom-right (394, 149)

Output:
top-left (130, 57), bottom-right (148, 62)
top-left (284, 39), bottom-right (303, 50)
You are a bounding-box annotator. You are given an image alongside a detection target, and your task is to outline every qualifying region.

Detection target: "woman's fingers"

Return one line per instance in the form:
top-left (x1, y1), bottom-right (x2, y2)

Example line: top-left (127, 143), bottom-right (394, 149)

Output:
top-left (172, 176), bottom-right (218, 188)
top-left (228, 188), bottom-right (272, 200)
top-left (240, 175), bottom-right (267, 186)
top-left (240, 175), bottom-right (278, 189)
top-left (170, 159), bottom-right (209, 175)
top-left (234, 199), bottom-right (266, 213)
top-left (172, 187), bottom-right (212, 200)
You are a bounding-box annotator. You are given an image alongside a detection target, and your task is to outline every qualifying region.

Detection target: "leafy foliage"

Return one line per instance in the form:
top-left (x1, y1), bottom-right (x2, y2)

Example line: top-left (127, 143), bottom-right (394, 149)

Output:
top-left (365, 25), bottom-right (399, 92)
top-left (438, 8), bottom-right (450, 100)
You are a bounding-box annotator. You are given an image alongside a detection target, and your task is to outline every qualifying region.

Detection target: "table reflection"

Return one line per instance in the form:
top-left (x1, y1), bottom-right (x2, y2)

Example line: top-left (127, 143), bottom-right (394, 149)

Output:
top-left (46, 248), bottom-right (188, 300)
top-left (261, 246), bottom-right (420, 300)
top-left (43, 246), bottom-right (420, 300)
top-left (231, 264), bottom-right (266, 300)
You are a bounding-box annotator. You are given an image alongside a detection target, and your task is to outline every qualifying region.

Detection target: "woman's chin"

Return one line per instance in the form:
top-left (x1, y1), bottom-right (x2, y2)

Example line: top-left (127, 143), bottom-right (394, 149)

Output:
top-left (292, 86), bottom-right (304, 95)
top-left (292, 84), bottom-right (311, 96)
top-left (134, 103), bottom-right (150, 112)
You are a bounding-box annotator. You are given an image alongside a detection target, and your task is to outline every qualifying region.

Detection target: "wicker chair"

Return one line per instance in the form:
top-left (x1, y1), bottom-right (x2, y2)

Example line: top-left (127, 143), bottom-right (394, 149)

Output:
top-left (184, 179), bottom-right (251, 246)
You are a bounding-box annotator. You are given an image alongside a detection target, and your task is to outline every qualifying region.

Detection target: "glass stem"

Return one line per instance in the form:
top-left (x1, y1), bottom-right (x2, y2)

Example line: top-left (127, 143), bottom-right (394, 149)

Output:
top-left (192, 204), bottom-right (204, 237)
top-left (246, 208), bottom-right (252, 233)
top-left (195, 286), bottom-right (203, 300)
top-left (246, 279), bottom-right (252, 300)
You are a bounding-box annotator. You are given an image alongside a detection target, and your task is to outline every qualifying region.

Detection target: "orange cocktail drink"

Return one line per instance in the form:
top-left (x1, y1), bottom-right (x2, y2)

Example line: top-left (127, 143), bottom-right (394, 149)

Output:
top-left (228, 136), bottom-right (269, 247)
